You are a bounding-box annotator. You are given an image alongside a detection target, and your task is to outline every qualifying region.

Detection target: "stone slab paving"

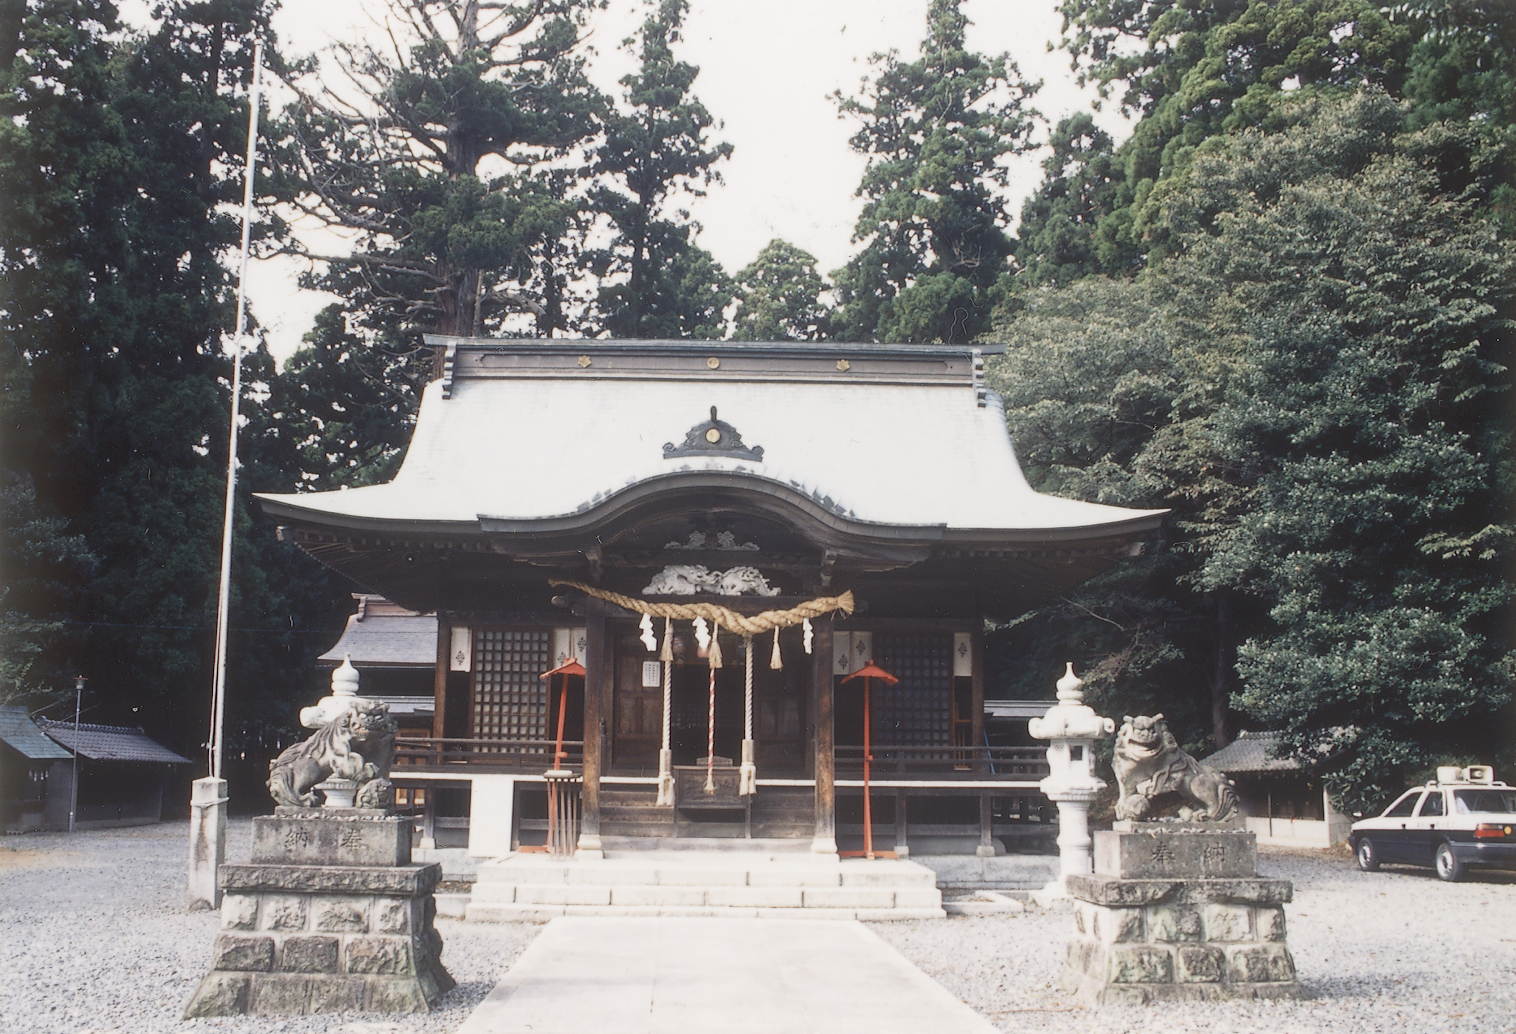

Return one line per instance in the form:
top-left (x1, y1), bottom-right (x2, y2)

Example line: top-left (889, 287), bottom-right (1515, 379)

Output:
top-left (455, 916), bottom-right (998, 1034)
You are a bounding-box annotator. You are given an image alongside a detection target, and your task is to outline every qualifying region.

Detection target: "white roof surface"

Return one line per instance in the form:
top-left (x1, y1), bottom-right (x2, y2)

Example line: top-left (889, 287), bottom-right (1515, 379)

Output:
top-left (260, 347), bottom-right (1162, 535)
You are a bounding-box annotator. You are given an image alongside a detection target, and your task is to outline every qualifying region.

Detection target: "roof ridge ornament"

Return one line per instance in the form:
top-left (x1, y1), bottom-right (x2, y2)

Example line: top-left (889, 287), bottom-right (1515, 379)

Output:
top-left (664, 406), bottom-right (764, 462)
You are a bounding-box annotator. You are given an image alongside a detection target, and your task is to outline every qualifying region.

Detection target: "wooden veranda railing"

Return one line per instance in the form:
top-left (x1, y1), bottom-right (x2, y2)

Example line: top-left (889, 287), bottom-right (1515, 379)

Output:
top-left (833, 745), bottom-right (1049, 780)
top-left (394, 737), bottom-right (584, 772)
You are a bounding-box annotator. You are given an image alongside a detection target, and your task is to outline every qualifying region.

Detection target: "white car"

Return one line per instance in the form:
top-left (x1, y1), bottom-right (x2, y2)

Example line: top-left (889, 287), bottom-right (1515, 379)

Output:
top-left (1349, 766), bottom-right (1516, 882)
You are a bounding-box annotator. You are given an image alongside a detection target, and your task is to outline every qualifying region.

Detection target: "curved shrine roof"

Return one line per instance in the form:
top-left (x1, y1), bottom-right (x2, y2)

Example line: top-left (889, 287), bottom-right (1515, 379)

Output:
top-left (258, 339), bottom-right (1165, 544)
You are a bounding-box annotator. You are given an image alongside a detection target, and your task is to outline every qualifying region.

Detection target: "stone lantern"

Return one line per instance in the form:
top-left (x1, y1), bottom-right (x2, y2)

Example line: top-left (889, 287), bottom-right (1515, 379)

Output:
top-left (299, 652), bottom-right (361, 730)
top-left (1028, 663), bottom-right (1113, 900)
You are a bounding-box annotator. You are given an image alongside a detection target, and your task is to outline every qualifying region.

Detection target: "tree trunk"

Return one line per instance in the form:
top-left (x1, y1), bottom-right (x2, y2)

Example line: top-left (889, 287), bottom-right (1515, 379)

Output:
top-left (1209, 591), bottom-right (1232, 750)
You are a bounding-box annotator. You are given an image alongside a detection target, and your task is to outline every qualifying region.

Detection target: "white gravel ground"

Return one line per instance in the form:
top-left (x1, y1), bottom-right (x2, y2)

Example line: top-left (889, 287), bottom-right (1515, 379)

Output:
top-left (3, 820), bottom-right (1514, 1033)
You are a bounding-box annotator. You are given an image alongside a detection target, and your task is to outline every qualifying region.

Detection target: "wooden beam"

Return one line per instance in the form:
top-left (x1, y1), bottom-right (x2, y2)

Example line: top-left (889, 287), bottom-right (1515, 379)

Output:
top-left (811, 616), bottom-right (836, 854)
top-left (971, 626), bottom-right (985, 762)
top-left (577, 598), bottom-right (607, 857)
top-left (432, 616), bottom-right (450, 741)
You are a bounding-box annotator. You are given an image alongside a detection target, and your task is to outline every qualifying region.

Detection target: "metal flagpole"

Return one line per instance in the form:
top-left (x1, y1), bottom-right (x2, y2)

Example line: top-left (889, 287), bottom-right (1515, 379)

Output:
top-left (209, 38), bottom-right (263, 780)
top-left (190, 39), bottom-right (261, 912)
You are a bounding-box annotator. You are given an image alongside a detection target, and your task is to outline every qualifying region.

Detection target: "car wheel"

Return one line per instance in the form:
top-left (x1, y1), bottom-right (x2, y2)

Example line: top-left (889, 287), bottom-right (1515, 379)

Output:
top-left (1356, 837), bottom-right (1380, 871)
top-left (1434, 841), bottom-right (1464, 882)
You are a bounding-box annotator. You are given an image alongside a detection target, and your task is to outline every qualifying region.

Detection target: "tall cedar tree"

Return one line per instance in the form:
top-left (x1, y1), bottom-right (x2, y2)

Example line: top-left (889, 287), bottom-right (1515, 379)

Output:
top-left (831, 0), bottom-right (1039, 344)
top-left (257, 305), bottom-right (423, 491)
top-left (1012, 112), bottom-right (1138, 288)
top-left (0, 0), bottom-right (122, 706)
top-left (990, 93), bottom-right (1514, 812)
top-left (587, 0), bottom-right (732, 339)
top-left (1, 0), bottom-right (348, 775)
top-left (287, 1), bottom-right (606, 342)
top-left (731, 240), bottom-right (830, 342)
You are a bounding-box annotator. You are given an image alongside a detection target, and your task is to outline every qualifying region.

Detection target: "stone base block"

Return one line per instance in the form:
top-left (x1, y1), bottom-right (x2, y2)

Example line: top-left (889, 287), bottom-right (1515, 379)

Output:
top-left (1067, 873), bottom-right (1293, 907)
top-left (1094, 829), bottom-right (1257, 879)
top-left (1058, 875), bottom-right (1304, 1006)
top-left (252, 811), bottom-right (412, 867)
top-left (184, 859), bottom-right (452, 1017)
top-left (183, 967), bottom-right (455, 1017)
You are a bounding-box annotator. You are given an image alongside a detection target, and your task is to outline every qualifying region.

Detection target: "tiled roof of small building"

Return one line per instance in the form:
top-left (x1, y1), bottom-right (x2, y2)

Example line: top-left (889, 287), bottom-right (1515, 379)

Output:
top-left (36, 719), bottom-right (193, 764)
top-left (316, 605), bottom-right (438, 669)
top-left (1204, 730), bottom-right (1299, 773)
top-left (0, 704), bottom-right (73, 760)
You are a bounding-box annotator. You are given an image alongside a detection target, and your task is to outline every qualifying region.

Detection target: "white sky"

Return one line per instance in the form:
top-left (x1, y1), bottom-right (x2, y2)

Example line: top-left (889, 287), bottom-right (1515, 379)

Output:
top-left (207, 1), bottom-right (1130, 362)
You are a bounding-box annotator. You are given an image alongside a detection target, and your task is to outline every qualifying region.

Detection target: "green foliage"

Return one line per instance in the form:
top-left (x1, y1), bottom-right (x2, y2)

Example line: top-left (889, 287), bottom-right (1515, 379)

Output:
top-left (831, 0), bottom-right (1039, 343)
top-left (1027, 1), bottom-right (1516, 282)
top-left (1156, 94), bottom-right (1514, 813)
top-left (985, 277), bottom-right (1232, 754)
top-left (0, 471), bottom-right (98, 707)
top-left (990, 91), bottom-right (1515, 814)
top-left (0, 0), bottom-right (350, 775)
top-left (287, 0), bottom-right (607, 339)
top-left (731, 240), bottom-right (830, 341)
top-left (260, 306), bottom-right (427, 489)
top-left (1013, 113), bottom-right (1140, 287)
top-left (588, 0), bottom-right (732, 338)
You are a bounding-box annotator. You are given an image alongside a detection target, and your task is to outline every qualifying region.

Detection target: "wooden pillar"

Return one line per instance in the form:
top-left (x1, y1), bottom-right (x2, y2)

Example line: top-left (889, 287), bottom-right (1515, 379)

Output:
top-left (978, 790), bottom-right (995, 858)
top-left (971, 627), bottom-right (985, 748)
top-left (811, 616), bottom-right (836, 854)
top-left (894, 787), bottom-right (909, 859)
top-left (577, 598), bottom-right (607, 858)
top-left (432, 616), bottom-right (450, 742)
top-left (422, 791), bottom-right (437, 851)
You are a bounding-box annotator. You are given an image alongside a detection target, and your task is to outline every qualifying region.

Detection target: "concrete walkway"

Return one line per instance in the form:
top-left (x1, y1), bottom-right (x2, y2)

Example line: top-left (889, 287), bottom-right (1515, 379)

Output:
top-left (455, 916), bottom-right (998, 1034)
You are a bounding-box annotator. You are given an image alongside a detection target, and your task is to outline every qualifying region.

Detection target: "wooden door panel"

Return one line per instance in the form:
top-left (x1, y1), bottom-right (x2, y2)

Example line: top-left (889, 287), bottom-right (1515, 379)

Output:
top-left (614, 648), bottom-right (660, 767)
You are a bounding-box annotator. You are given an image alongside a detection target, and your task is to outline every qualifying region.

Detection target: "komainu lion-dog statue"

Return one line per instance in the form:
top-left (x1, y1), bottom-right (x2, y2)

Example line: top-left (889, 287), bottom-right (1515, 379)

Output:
top-left (267, 701), bottom-right (397, 809)
top-left (1112, 713), bottom-right (1238, 822)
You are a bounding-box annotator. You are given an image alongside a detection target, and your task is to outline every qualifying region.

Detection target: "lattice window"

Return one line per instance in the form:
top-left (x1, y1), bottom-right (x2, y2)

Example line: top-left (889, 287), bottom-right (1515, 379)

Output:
top-left (874, 634), bottom-right (952, 746)
top-left (471, 629), bottom-right (552, 743)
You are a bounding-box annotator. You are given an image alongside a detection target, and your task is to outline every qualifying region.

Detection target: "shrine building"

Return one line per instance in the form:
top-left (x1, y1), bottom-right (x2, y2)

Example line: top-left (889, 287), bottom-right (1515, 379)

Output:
top-left (257, 338), bottom-right (1164, 859)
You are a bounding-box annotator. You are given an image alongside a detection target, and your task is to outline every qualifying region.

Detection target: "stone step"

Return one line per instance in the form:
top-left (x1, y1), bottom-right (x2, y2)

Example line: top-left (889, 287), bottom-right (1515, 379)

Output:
top-left (466, 851), bottom-right (944, 921)
top-left (601, 836), bottom-right (813, 854)
top-left (472, 884), bottom-right (941, 909)
top-left (467, 903), bottom-right (946, 921)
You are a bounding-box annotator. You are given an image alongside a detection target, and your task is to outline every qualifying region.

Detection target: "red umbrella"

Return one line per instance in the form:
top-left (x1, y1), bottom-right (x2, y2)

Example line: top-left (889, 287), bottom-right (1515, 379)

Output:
top-left (539, 658), bottom-right (585, 855)
top-left (540, 658), bottom-right (586, 771)
top-left (841, 660), bottom-right (898, 860)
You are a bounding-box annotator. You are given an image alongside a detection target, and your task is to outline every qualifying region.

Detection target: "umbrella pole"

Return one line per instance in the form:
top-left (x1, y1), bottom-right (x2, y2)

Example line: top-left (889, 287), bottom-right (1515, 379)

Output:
top-left (553, 674), bottom-right (569, 770)
top-left (863, 676), bottom-right (874, 860)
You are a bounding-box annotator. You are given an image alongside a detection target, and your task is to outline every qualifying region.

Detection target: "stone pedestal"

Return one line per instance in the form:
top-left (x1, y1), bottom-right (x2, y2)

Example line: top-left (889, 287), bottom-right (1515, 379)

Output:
top-left (1058, 825), bottom-right (1304, 1005)
top-left (183, 809), bottom-right (454, 1017)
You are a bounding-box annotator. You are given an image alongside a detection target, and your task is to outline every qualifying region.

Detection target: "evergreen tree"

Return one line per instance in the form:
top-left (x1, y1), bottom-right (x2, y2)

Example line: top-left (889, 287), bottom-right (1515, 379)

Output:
top-left (587, 0), bottom-right (732, 339)
top-left (990, 92), bottom-right (1514, 811)
top-left (1037, 0), bottom-right (1516, 271)
top-left (1011, 113), bottom-right (1137, 287)
top-left (731, 240), bottom-right (830, 341)
top-left (831, 0), bottom-right (1039, 343)
top-left (0, 471), bottom-right (98, 707)
top-left (984, 276), bottom-right (1236, 753)
top-left (1, 1), bottom-right (347, 774)
top-left (1155, 93), bottom-right (1513, 812)
top-left (286, 0), bottom-right (606, 341)
top-left (259, 306), bottom-right (425, 490)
